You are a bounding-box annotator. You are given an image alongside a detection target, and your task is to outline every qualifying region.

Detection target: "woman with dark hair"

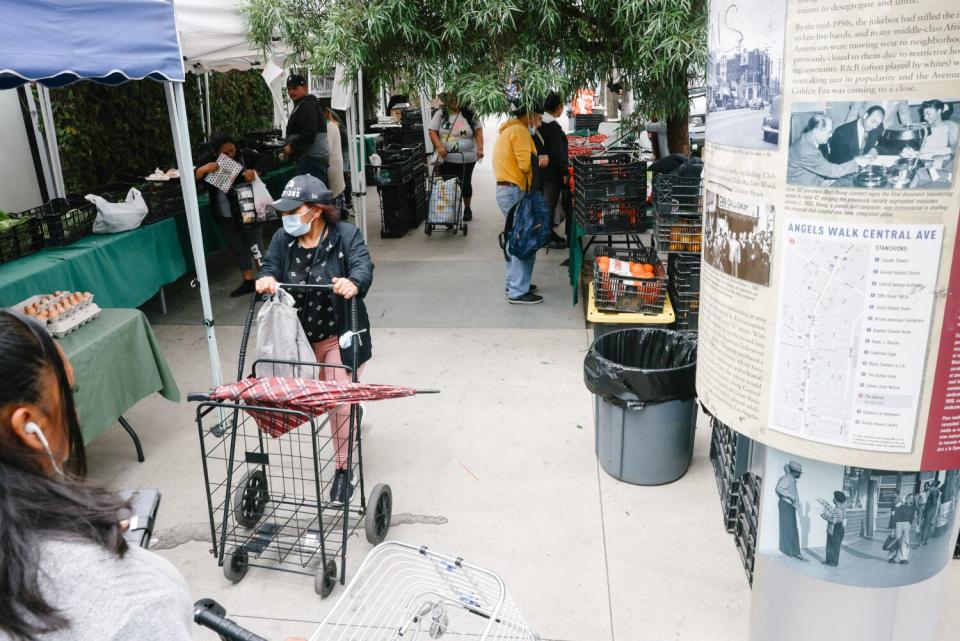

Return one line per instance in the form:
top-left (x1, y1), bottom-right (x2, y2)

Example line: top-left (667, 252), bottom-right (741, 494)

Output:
top-left (195, 132), bottom-right (274, 297)
top-left (920, 100), bottom-right (958, 152)
top-left (429, 92), bottom-right (484, 221)
top-left (256, 174), bottom-right (374, 506)
top-left (0, 311), bottom-right (193, 640)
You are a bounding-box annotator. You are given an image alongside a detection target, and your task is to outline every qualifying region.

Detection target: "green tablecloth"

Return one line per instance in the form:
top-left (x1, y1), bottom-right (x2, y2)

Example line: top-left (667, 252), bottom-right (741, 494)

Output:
top-left (0, 217), bottom-right (187, 308)
top-left (59, 308), bottom-right (179, 445)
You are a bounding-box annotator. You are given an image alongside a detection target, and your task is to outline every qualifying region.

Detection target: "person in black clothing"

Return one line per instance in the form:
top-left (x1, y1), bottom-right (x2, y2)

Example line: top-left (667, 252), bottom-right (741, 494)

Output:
top-left (195, 132), bottom-right (274, 297)
top-left (256, 175), bottom-right (374, 506)
top-left (282, 74), bottom-right (329, 179)
top-left (539, 92), bottom-right (569, 249)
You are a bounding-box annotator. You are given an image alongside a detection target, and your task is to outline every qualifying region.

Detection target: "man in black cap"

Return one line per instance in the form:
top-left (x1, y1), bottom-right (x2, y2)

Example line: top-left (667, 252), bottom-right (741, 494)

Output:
top-left (282, 74), bottom-right (329, 179)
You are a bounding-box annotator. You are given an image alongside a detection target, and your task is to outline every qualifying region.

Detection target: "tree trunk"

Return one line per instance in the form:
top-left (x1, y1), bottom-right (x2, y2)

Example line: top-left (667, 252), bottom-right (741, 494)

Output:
top-left (667, 116), bottom-right (690, 157)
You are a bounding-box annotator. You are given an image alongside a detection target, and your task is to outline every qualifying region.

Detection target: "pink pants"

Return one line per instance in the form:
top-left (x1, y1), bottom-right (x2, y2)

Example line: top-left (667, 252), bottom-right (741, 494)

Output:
top-left (312, 336), bottom-right (365, 469)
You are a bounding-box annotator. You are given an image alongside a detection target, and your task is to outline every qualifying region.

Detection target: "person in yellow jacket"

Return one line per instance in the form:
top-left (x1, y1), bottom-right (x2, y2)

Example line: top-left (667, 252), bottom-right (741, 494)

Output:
top-left (494, 102), bottom-right (546, 304)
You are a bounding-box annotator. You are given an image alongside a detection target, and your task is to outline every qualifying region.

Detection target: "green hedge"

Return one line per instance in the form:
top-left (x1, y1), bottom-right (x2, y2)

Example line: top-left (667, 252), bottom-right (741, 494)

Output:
top-left (50, 70), bottom-right (274, 194)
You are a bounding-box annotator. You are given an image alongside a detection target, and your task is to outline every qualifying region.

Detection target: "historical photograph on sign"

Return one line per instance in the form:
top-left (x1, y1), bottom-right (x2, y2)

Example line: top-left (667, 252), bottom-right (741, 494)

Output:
top-left (703, 190), bottom-right (773, 286)
top-left (706, 0), bottom-right (786, 150)
top-left (758, 451), bottom-right (960, 587)
top-left (786, 99), bottom-right (959, 189)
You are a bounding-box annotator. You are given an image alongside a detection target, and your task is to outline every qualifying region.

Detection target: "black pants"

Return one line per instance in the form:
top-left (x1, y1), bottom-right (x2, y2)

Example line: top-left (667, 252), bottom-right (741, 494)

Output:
top-left (541, 176), bottom-right (564, 234)
top-left (218, 217), bottom-right (264, 273)
top-left (438, 162), bottom-right (476, 200)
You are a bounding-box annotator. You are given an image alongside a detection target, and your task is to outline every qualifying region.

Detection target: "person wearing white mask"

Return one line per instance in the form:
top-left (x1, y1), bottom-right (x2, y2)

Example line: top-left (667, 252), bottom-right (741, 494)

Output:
top-left (256, 175), bottom-right (374, 506)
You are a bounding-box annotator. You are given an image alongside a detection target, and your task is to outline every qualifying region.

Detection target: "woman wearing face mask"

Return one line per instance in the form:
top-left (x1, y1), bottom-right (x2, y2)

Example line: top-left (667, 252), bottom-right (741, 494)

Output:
top-left (0, 311), bottom-right (194, 641)
top-left (256, 175), bottom-right (374, 506)
top-left (195, 132), bottom-right (274, 298)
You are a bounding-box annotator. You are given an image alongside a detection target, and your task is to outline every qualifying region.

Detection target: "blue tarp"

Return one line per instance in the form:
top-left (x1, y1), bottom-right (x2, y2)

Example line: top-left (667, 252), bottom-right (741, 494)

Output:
top-left (0, 0), bottom-right (184, 89)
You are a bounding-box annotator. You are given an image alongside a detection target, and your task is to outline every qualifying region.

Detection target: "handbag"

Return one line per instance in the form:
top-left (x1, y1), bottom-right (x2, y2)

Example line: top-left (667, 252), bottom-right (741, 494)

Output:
top-left (882, 533), bottom-right (899, 551)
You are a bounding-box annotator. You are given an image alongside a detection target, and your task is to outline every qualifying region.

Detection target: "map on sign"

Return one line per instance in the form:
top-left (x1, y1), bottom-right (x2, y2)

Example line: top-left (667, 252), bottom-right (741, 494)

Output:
top-left (770, 219), bottom-right (942, 453)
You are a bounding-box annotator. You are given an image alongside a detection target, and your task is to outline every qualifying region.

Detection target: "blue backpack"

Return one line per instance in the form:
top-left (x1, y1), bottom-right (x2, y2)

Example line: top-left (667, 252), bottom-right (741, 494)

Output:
top-left (499, 191), bottom-right (552, 260)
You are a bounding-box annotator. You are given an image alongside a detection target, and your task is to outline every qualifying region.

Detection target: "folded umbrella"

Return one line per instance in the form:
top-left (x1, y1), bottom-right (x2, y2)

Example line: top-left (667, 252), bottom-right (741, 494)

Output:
top-left (210, 376), bottom-right (421, 438)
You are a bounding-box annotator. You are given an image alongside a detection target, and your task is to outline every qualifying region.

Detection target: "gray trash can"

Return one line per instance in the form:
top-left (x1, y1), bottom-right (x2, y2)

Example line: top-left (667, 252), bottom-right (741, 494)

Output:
top-left (584, 329), bottom-right (697, 485)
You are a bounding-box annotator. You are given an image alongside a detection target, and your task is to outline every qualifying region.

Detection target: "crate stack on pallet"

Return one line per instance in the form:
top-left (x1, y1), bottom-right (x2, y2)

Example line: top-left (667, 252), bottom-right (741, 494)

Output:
top-left (653, 173), bottom-right (703, 329)
top-left (375, 143), bottom-right (428, 238)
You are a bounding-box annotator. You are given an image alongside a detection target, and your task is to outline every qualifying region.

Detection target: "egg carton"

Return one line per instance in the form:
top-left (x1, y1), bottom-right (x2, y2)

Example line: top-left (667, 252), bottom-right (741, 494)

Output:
top-left (47, 303), bottom-right (102, 338)
top-left (14, 292), bottom-right (95, 324)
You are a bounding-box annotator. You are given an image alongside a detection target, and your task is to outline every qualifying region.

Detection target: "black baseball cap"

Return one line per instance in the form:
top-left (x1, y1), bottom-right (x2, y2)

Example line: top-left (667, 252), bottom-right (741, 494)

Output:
top-left (270, 175), bottom-right (334, 212)
top-left (286, 73), bottom-right (307, 88)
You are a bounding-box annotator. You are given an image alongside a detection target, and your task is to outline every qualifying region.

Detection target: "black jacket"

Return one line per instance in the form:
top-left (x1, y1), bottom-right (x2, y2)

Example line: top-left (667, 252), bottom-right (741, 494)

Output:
top-left (258, 222), bottom-right (374, 368)
top-left (286, 94), bottom-right (327, 159)
top-left (826, 119), bottom-right (884, 164)
top-left (197, 148), bottom-right (274, 224)
top-left (539, 119), bottom-right (569, 183)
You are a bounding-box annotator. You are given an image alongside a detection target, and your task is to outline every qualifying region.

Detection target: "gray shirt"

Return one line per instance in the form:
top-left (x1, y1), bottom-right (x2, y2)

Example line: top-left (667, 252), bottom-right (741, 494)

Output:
top-left (2, 537), bottom-right (193, 641)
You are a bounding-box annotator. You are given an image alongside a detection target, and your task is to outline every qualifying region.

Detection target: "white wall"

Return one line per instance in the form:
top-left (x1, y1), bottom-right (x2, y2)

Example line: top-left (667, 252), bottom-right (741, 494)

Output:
top-left (0, 90), bottom-right (42, 213)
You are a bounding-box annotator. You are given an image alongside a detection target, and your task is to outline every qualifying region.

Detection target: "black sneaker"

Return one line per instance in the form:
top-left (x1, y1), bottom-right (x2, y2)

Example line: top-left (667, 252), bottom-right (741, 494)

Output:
top-left (505, 284), bottom-right (537, 296)
top-left (330, 469), bottom-right (355, 506)
top-left (230, 280), bottom-right (256, 298)
top-left (508, 292), bottom-right (544, 305)
top-left (463, 208), bottom-right (473, 221)
top-left (547, 233), bottom-right (567, 250)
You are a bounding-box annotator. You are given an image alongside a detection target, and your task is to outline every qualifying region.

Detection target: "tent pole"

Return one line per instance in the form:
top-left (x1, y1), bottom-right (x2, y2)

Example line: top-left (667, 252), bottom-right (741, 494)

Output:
top-left (345, 89), bottom-right (361, 240)
top-left (196, 75), bottom-right (206, 138)
top-left (164, 81), bottom-right (223, 387)
top-left (420, 90), bottom-right (433, 175)
top-left (357, 69), bottom-right (367, 242)
top-left (23, 86), bottom-right (56, 199)
top-left (204, 73), bottom-right (212, 138)
top-left (36, 85), bottom-right (66, 198)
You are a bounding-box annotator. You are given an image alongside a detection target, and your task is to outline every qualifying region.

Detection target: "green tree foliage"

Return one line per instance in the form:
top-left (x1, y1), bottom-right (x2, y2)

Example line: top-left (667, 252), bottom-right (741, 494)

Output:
top-left (50, 71), bottom-right (274, 194)
top-left (243, 0), bottom-right (705, 143)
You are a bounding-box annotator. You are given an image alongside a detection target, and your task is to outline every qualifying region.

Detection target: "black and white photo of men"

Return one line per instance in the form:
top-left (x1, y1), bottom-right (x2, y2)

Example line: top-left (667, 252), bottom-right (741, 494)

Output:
top-left (703, 190), bottom-right (773, 286)
top-left (706, 0), bottom-right (786, 150)
top-left (787, 99), bottom-right (960, 189)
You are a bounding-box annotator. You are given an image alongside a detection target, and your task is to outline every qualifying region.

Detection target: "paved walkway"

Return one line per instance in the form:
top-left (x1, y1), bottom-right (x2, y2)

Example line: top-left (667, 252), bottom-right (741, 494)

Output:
top-left (84, 119), bottom-right (960, 640)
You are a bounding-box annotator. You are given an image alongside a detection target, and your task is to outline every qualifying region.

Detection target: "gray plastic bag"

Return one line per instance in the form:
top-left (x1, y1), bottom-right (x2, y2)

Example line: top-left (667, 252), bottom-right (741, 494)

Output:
top-left (255, 288), bottom-right (317, 378)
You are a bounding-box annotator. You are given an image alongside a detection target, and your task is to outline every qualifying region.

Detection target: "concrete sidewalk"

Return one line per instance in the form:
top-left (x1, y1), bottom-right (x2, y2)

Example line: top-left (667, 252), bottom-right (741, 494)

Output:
top-left (85, 122), bottom-right (960, 641)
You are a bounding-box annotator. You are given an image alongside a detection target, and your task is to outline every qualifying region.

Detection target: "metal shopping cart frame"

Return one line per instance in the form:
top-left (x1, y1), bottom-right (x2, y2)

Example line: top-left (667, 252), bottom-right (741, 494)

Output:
top-left (190, 283), bottom-right (391, 597)
top-left (425, 152), bottom-right (468, 236)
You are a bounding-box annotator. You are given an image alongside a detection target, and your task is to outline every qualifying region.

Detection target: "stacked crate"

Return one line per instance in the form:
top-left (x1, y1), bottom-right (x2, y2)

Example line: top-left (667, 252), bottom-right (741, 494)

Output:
top-left (383, 108), bottom-right (427, 147)
top-left (376, 144), bottom-right (428, 237)
top-left (572, 113), bottom-right (605, 132)
top-left (955, 532), bottom-right (959, 559)
top-left (653, 173), bottom-right (703, 330)
top-left (709, 418), bottom-right (744, 532)
top-left (736, 472), bottom-right (762, 586)
top-left (573, 154), bottom-right (647, 235)
top-left (592, 246), bottom-right (668, 315)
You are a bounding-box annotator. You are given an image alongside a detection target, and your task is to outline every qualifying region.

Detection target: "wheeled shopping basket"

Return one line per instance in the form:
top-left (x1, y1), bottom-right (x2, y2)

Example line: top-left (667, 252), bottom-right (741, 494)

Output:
top-left (194, 541), bottom-right (540, 641)
top-left (425, 152), bottom-right (468, 236)
top-left (190, 283), bottom-right (433, 597)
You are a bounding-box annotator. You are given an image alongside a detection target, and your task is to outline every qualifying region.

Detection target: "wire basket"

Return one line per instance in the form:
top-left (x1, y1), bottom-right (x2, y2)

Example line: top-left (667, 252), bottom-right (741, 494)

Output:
top-left (657, 214), bottom-right (703, 253)
top-left (21, 198), bottom-right (97, 246)
top-left (593, 246), bottom-right (667, 314)
top-left (310, 542), bottom-right (538, 641)
top-left (653, 174), bottom-right (704, 215)
top-left (0, 213), bottom-right (45, 264)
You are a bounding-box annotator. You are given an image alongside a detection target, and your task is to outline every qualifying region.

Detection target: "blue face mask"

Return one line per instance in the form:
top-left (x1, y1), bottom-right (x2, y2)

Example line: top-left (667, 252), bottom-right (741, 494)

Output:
top-left (282, 211), bottom-right (312, 237)
top-left (529, 126), bottom-right (536, 135)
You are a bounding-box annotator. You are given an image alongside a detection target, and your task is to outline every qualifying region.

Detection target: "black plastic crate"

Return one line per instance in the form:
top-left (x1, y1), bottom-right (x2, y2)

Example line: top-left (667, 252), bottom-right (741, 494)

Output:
top-left (572, 113), bottom-right (605, 132)
top-left (0, 213), bottom-right (45, 264)
top-left (657, 213), bottom-right (703, 254)
top-left (378, 181), bottom-right (426, 237)
top-left (373, 157), bottom-right (419, 187)
top-left (955, 532), bottom-right (959, 559)
top-left (592, 246), bottom-right (667, 314)
top-left (653, 173), bottom-right (704, 215)
top-left (21, 198), bottom-right (97, 246)
top-left (140, 183), bottom-right (185, 224)
top-left (400, 108), bottom-right (423, 128)
top-left (380, 143), bottom-right (425, 165)
top-left (573, 154), bottom-right (646, 186)
top-left (575, 200), bottom-right (646, 235)
top-left (670, 284), bottom-right (700, 313)
top-left (574, 178), bottom-right (644, 202)
top-left (673, 308), bottom-right (699, 331)
top-left (668, 253), bottom-right (702, 290)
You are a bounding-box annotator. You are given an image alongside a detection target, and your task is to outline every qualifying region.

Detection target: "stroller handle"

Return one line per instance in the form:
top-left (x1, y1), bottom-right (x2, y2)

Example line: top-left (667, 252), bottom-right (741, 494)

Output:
top-left (194, 599), bottom-right (268, 641)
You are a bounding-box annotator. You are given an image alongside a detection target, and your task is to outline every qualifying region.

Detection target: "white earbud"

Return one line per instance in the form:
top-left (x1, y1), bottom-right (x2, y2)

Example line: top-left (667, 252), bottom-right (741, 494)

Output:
top-left (25, 421), bottom-right (63, 476)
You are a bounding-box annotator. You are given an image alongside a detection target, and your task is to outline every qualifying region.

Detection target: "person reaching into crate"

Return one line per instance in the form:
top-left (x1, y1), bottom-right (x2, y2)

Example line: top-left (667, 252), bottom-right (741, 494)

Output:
top-left (255, 175), bottom-right (374, 506)
top-left (195, 132), bottom-right (273, 298)
top-left (429, 91), bottom-right (483, 221)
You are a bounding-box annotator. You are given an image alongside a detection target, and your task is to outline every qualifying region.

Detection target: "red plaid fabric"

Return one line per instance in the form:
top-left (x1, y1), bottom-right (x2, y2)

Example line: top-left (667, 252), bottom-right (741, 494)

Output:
top-left (209, 377), bottom-right (418, 438)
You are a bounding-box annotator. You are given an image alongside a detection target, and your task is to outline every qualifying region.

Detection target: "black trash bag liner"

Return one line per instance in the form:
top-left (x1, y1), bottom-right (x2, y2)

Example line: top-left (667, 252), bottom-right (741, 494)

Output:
top-left (672, 156), bottom-right (703, 179)
top-left (584, 328), bottom-right (697, 405)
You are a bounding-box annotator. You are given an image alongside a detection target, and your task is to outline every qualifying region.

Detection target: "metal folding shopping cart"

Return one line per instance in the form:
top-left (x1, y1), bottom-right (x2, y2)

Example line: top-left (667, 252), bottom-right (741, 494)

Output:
top-left (425, 152), bottom-right (468, 236)
top-left (194, 541), bottom-right (540, 641)
top-left (190, 283), bottom-right (434, 597)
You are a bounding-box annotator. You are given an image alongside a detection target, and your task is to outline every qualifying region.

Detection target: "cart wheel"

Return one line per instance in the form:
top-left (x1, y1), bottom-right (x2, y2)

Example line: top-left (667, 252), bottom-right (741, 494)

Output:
top-left (222, 548), bottom-right (248, 583)
top-left (451, 226), bottom-right (458, 236)
top-left (365, 483), bottom-right (393, 544)
top-left (233, 470), bottom-right (270, 528)
top-left (462, 223), bottom-right (468, 237)
top-left (315, 559), bottom-right (337, 598)
top-left (424, 223), bottom-right (432, 236)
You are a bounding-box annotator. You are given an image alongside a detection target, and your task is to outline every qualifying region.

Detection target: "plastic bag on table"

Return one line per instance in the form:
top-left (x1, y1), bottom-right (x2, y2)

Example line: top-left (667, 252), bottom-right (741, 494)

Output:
top-left (583, 328), bottom-right (697, 406)
top-left (255, 288), bottom-right (318, 378)
top-left (86, 188), bottom-right (149, 233)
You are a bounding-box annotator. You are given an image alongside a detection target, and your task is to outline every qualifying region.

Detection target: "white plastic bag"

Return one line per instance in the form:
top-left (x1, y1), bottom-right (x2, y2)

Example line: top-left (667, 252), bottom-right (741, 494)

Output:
top-left (251, 175), bottom-right (273, 217)
top-left (255, 288), bottom-right (317, 378)
top-left (86, 188), bottom-right (149, 234)
top-left (429, 177), bottom-right (460, 223)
